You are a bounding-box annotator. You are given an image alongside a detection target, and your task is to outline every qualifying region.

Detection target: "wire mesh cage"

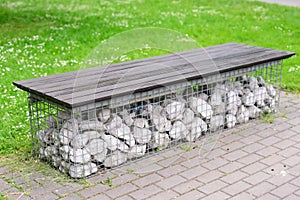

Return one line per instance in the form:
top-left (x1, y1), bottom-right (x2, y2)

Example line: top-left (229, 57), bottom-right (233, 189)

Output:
top-left (28, 61), bottom-right (282, 178)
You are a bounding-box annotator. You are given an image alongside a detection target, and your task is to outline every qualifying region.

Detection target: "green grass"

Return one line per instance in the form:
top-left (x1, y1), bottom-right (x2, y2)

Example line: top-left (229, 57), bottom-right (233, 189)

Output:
top-left (0, 0), bottom-right (299, 165)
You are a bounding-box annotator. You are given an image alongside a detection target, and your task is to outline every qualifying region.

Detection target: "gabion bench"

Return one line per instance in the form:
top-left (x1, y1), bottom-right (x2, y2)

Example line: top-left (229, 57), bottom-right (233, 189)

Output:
top-left (13, 43), bottom-right (295, 178)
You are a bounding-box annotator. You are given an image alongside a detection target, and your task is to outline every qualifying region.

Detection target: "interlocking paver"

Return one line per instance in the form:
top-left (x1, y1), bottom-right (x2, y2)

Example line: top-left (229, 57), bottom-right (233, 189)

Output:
top-left (147, 190), bottom-right (178, 200)
top-left (273, 139), bottom-right (296, 149)
top-left (218, 161), bottom-right (245, 174)
top-left (238, 154), bottom-right (263, 165)
top-left (132, 173), bottom-right (162, 188)
top-left (221, 141), bottom-right (244, 151)
top-left (221, 171), bottom-right (248, 184)
top-left (174, 190), bottom-right (205, 200)
top-left (267, 173), bottom-right (295, 186)
top-left (179, 165), bottom-right (208, 179)
top-left (244, 171), bottom-right (271, 185)
top-left (282, 155), bottom-right (300, 167)
top-left (276, 129), bottom-right (298, 139)
top-left (285, 194), bottom-right (300, 200)
top-left (259, 136), bottom-right (281, 146)
top-left (247, 182), bottom-right (276, 197)
top-left (242, 142), bottom-right (265, 153)
top-left (223, 150), bottom-right (248, 162)
top-left (196, 170), bottom-right (224, 184)
top-left (272, 122), bottom-right (293, 131)
top-left (256, 146), bottom-right (280, 157)
top-left (59, 193), bottom-right (83, 200)
top-left (271, 183), bottom-right (298, 198)
top-left (278, 146), bottom-right (299, 157)
top-left (240, 134), bottom-right (262, 145)
top-left (256, 193), bottom-right (280, 200)
top-left (157, 164), bottom-right (186, 177)
top-left (290, 124), bottom-right (300, 133)
top-left (105, 183), bottom-right (138, 199)
top-left (241, 162), bottom-right (268, 175)
top-left (88, 194), bottom-right (110, 200)
top-left (260, 154), bottom-right (284, 165)
top-left (201, 157), bottom-right (229, 170)
top-left (77, 183), bottom-right (109, 199)
top-left (201, 191), bottom-right (230, 200)
top-left (230, 192), bottom-right (254, 200)
top-left (198, 180), bottom-right (228, 195)
top-left (172, 179), bottom-right (202, 194)
top-left (222, 181), bottom-right (251, 196)
top-left (155, 175), bottom-right (186, 190)
top-left (129, 184), bottom-right (162, 199)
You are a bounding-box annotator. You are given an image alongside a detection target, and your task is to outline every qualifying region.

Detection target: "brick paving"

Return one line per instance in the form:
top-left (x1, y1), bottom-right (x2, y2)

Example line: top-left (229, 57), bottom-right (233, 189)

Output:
top-left (1, 92), bottom-right (300, 200)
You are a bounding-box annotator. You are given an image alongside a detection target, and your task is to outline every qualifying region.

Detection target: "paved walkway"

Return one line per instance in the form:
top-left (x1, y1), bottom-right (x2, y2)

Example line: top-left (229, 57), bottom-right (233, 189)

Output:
top-left (258, 0), bottom-right (300, 7)
top-left (1, 91), bottom-right (300, 200)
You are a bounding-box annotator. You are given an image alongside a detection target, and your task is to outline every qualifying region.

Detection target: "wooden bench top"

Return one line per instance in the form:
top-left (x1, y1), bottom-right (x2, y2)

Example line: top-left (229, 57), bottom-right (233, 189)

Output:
top-left (13, 43), bottom-right (295, 108)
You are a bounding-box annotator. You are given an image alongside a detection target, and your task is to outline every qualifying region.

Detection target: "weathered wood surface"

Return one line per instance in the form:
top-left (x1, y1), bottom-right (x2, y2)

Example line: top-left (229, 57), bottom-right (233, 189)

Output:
top-left (13, 43), bottom-right (295, 107)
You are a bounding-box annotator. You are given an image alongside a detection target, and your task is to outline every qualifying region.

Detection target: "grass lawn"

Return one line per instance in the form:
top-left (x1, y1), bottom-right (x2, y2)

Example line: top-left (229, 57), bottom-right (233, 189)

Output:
top-left (0, 0), bottom-right (299, 161)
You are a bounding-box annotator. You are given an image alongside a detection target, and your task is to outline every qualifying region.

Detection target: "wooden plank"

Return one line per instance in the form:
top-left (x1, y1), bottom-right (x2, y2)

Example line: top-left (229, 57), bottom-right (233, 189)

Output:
top-left (60, 50), bottom-right (293, 106)
top-left (29, 44), bottom-right (263, 94)
top-left (12, 43), bottom-right (295, 107)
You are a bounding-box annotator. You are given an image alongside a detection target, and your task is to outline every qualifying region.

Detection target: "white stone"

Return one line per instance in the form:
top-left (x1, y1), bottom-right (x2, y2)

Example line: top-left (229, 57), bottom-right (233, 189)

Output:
top-left (133, 127), bottom-right (152, 144)
top-left (103, 150), bottom-right (127, 168)
top-left (169, 121), bottom-right (188, 140)
top-left (236, 105), bottom-right (250, 124)
top-left (86, 138), bottom-right (107, 155)
top-left (248, 106), bottom-right (262, 119)
top-left (79, 120), bottom-right (104, 132)
top-left (210, 115), bottom-right (224, 132)
top-left (127, 145), bottom-right (147, 159)
top-left (59, 119), bottom-right (79, 145)
top-left (150, 132), bottom-right (170, 148)
top-left (152, 114), bottom-right (172, 132)
top-left (120, 110), bottom-right (134, 126)
top-left (97, 109), bottom-right (111, 123)
top-left (109, 123), bottom-right (131, 141)
top-left (253, 87), bottom-right (267, 107)
top-left (182, 108), bottom-right (195, 126)
top-left (213, 102), bottom-right (226, 115)
top-left (186, 117), bottom-right (207, 141)
top-left (71, 134), bottom-right (89, 148)
top-left (198, 93), bottom-right (209, 101)
top-left (46, 115), bottom-right (57, 129)
top-left (242, 90), bottom-right (255, 106)
top-left (105, 115), bottom-right (123, 132)
top-left (165, 101), bottom-right (185, 120)
top-left (266, 84), bottom-right (276, 97)
top-left (102, 134), bottom-right (122, 151)
top-left (69, 148), bottom-right (91, 164)
top-left (214, 83), bottom-right (227, 96)
top-left (209, 93), bottom-right (223, 106)
top-left (59, 145), bottom-right (70, 160)
top-left (257, 76), bottom-right (265, 86)
top-left (226, 114), bottom-right (237, 128)
top-left (134, 118), bottom-right (149, 128)
top-left (189, 97), bottom-right (213, 119)
top-left (69, 162), bottom-right (98, 178)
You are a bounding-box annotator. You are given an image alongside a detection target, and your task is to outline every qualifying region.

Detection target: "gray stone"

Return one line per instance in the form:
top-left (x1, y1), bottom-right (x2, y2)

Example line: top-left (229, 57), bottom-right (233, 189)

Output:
top-left (109, 123), bottom-right (131, 141)
top-left (120, 110), bottom-right (134, 126)
top-left (102, 134), bottom-right (123, 151)
top-left (71, 134), bottom-right (89, 148)
top-left (169, 121), bottom-right (188, 140)
top-left (186, 117), bottom-right (208, 141)
top-left (69, 148), bottom-right (91, 164)
top-left (152, 114), bottom-right (172, 132)
top-left (46, 115), bottom-right (57, 129)
top-left (198, 93), bottom-right (209, 101)
top-left (224, 80), bottom-right (234, 91)
top-left (59, 160), bottom-right (70, 173)
top-left (248, 106), bottom-right (262, 119)
top-left (209, 93), bottom-right (223, 106)
top-left (253, 87), bottom-right (268, 107)
top-left (189, 97), bottom-right (213, 119)
top-left (182, 108), bottom-right (195, 126)
top-left (58, 110), bottom-right (71, 123)
top-left (226, 114), bottom-right (237, 128)
top-left (166, 101), bottom-right (185, 120)
top-left (214, 83), bottom-right (227, 96)
top-left (103, 150), bottom-right (127, 168)
top-left (249, 76), bottom-right (259, 91)
top-left (69, 162), bottom-right (98, 178)
top-left (59, 145), bottom-right (70, 160)
top-left (152, 105), bottom-right (164, 116)
top-left (227, 104), bottom-right (238, 115)
top-left (134, 118), bottom-right (149, 128)
top-left (86, 138), bottom-right (107, 155)
top-left (59, 119), bottom-right (79, 145)
top-left (133, 127), bottom-right (152, 144)
top-left (79, 120), bottom-right (104, 132)
top-left (105, 115), bottom-right (123, 132)
top-left (266, 84), bottom-right (276, 97)
top-left (51, 155), bottom-right (61, 168)
top-left (210, 115), bottom-right (224, 132)
top-left (125, 136), bottom-right (136, 147)
top-left (242, 89), bottom-right (255, 106)
top-left (236, 105), bottom-right (250, 124)
top-left (257, 76), bottom-right (265, 86)
top-left (213, 102), bottom-right (226, 115)
top-left (127, 145), bottom-right (147, 159)
top-left (150, 132), bottom-right (170, 148)
top-left (97, 109), bottom-right (111, 123)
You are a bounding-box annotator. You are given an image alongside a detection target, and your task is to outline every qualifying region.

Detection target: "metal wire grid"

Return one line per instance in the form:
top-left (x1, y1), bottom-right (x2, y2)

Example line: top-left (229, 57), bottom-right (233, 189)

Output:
top-left (28, 61), bottom-right (282, 178)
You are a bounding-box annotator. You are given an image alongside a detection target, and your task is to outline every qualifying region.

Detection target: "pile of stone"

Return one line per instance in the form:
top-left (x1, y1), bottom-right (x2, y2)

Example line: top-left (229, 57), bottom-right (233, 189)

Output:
top-left (37, 75), bottom-right (277, 178)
